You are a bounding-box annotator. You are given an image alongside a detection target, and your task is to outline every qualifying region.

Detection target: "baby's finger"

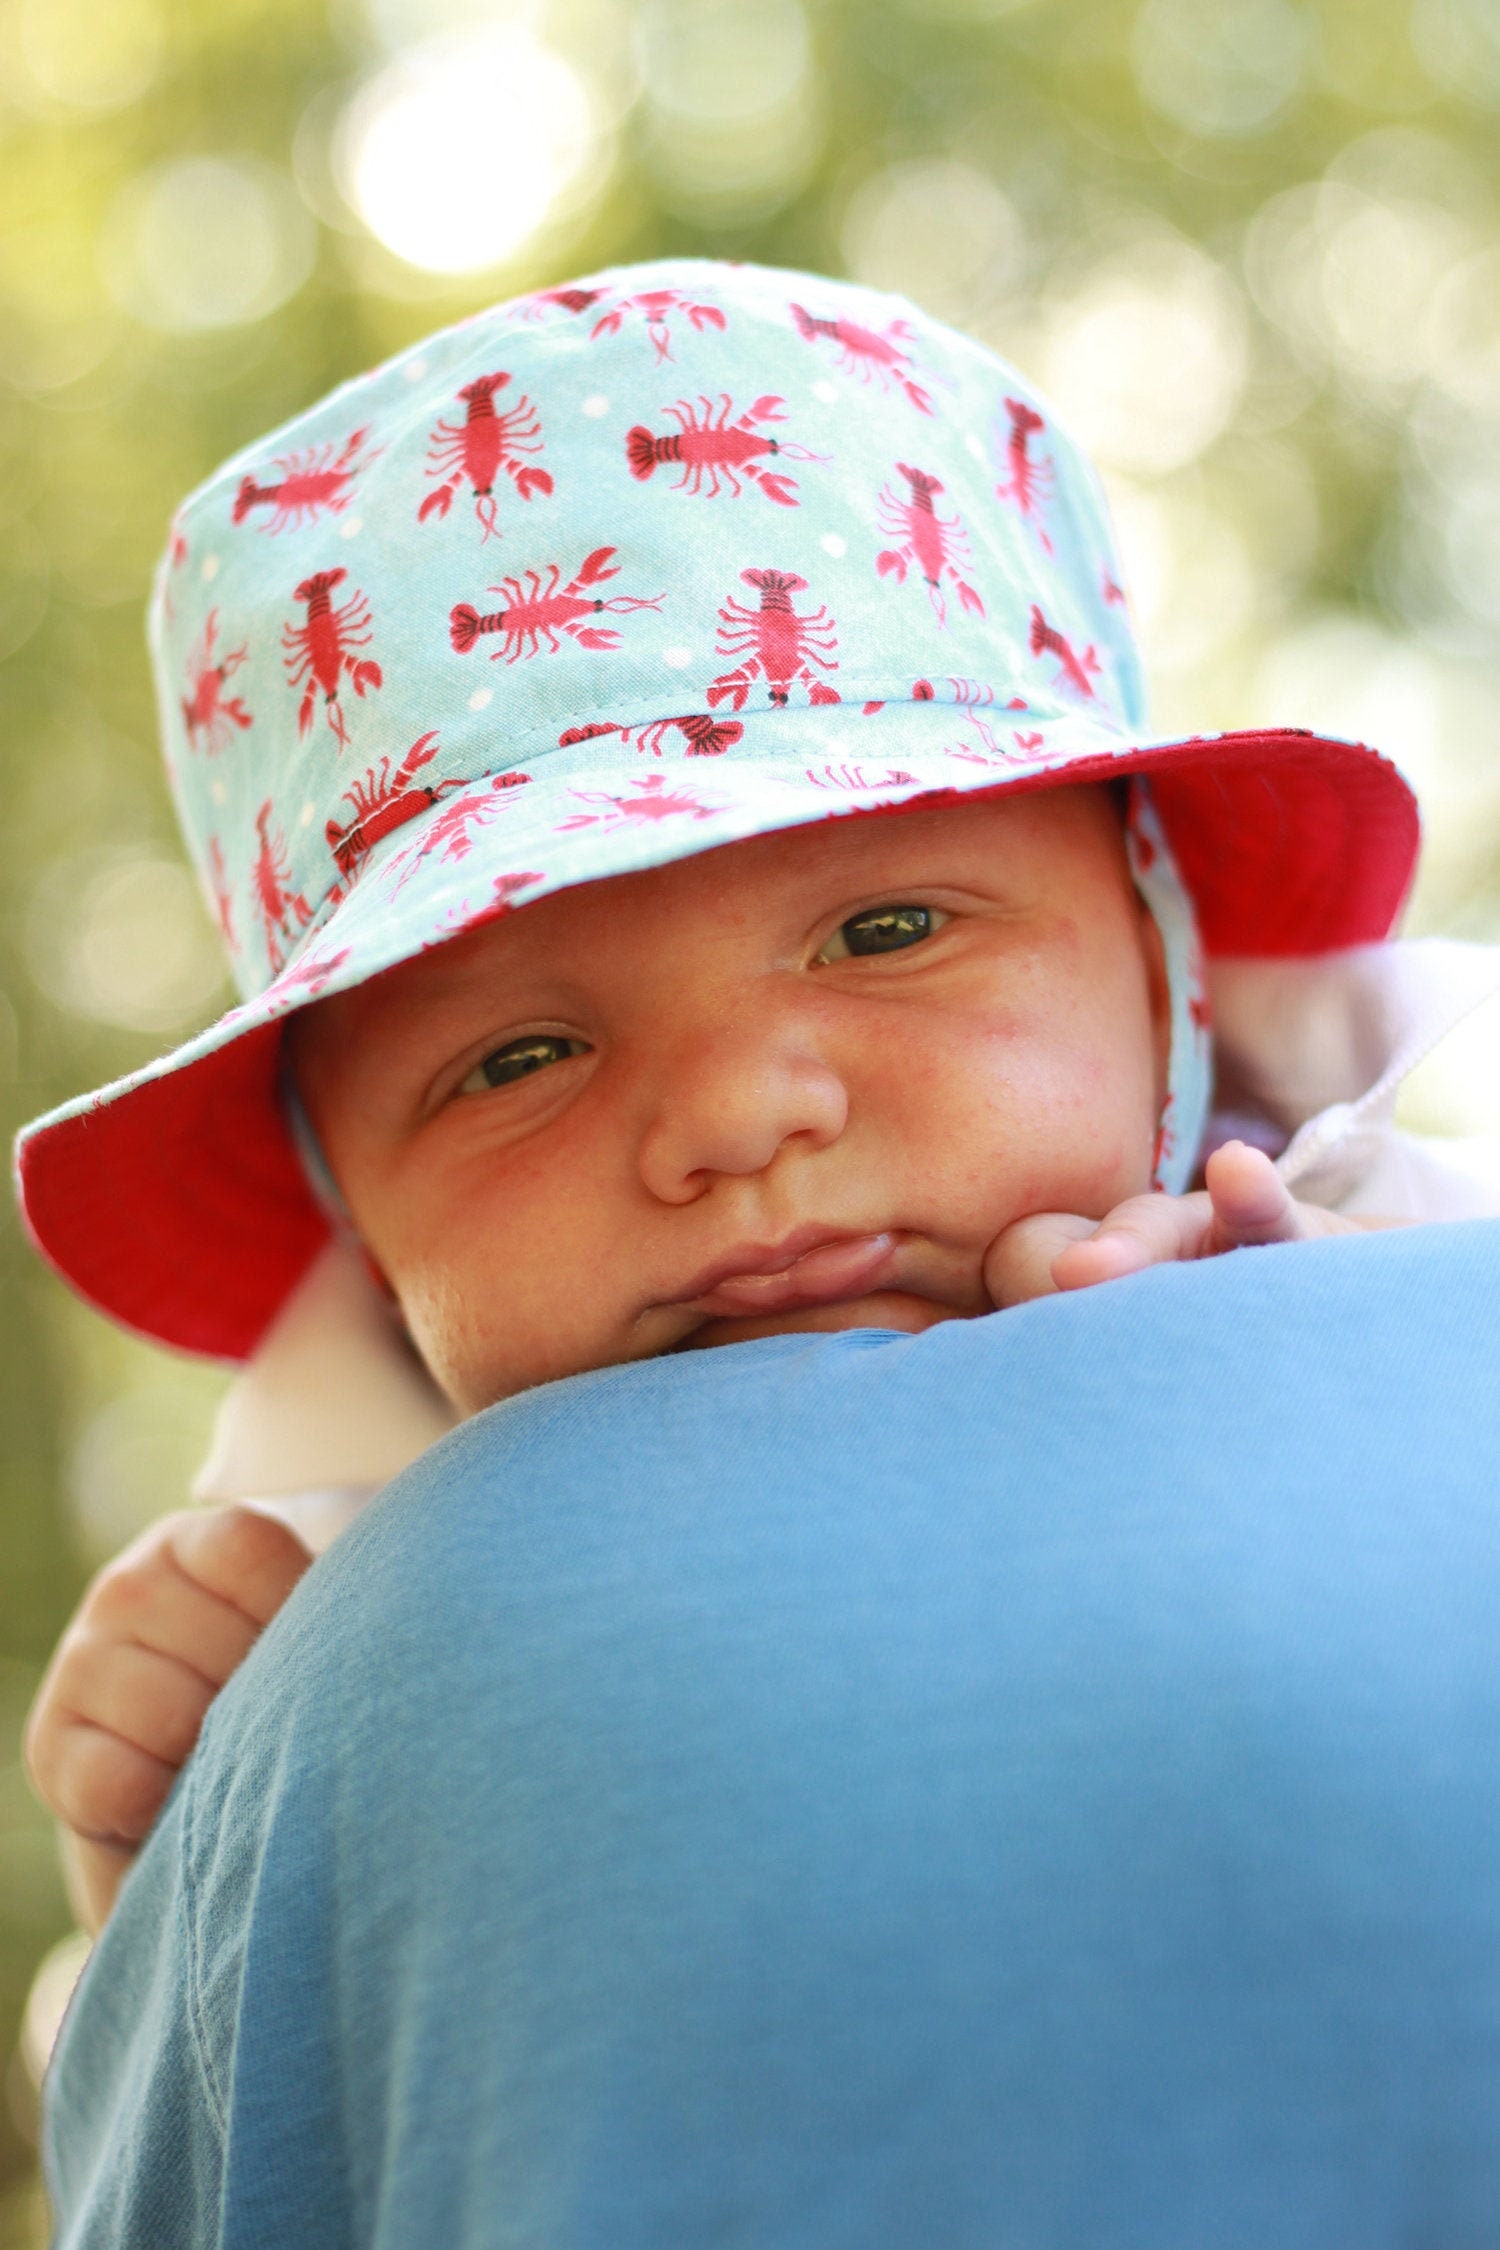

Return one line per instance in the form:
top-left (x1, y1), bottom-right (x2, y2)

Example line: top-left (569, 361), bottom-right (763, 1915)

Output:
top-left (1049, 1191), bottom-right (1213, 1291)
top-left (41, 1721), bottom-right (180, 1847)
top-left (1202, 1140), bottom-right (1304, 1249)
top-left (983, 1212), bottom-right (1097, 1308)
top-left (44, 1636), bottom-right (217, 1770)
top-left (166, 1506), bottom-right (312, 1628)
top-left (83, 1551), bottom-right (267, 1688)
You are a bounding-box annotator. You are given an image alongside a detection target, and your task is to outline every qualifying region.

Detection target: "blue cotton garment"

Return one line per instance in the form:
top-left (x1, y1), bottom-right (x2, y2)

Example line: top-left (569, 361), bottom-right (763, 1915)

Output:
top-left (44, 1224), bottom-right (1500, 2248)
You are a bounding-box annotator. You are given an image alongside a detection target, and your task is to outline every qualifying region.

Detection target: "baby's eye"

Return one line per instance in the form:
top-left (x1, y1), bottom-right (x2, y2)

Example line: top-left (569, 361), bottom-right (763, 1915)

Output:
top-left (459, 1034), bottom-right (588, 1094)
top-left (815, 904), bottom-right (948, 964)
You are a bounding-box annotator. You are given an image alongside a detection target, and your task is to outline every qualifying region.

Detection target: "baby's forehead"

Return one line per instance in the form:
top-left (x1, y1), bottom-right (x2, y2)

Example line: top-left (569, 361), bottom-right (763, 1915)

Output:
top-left (441, 782), bottom-right (1124, 965)
top-left (308, 783), bottom-right (1128, 1042)
top-left (546, 779), bottom-right (1121, 922)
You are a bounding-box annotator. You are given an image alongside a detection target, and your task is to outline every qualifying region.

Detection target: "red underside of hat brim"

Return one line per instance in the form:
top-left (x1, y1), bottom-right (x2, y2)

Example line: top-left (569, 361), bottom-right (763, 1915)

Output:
top-left (16, 728), bottom-right (1420, 1364)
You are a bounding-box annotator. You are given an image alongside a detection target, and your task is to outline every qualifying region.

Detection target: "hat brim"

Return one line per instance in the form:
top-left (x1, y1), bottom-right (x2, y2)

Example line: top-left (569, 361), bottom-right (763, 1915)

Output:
top-left (16, 715), bottom-right (1418, 1361)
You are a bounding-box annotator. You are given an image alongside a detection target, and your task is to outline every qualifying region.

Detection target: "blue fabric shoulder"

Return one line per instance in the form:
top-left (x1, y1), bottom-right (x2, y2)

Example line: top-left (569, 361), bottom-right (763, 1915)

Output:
top-left (45, 1224), bottom-right (1500, 2248)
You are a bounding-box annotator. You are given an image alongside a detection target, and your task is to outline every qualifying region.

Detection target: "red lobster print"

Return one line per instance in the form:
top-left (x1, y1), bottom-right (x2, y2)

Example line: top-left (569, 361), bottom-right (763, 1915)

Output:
top-left (251, 800), bottom-right (313, 973)
top-left (267, 945), bottom-right (352, 1008)
top-left (590, 289), bottom-right (726, 364)
top-left (710, 569), bottom-right (840, 711)
top-left (994, 398), bottom-right (1054, 552)
top-left (418, 374), bottom-right (553, 541)
top-left (516, 286), bottom-right (606, 321)
top-left (233, 427), bottom-right (377, 535)
top-left (181, 609), bottom-right (252, 754)
top-left (789, 303), bottom-right (934, 415)
top-left (326, 732), bottom-right (461, 894)
top-left (487, 870), bottom-right (544, 911)
top-left (425, 868), bottom-right (545, 939)
top-left (931, 679), bottom-right (1055, 769)
top-left (162, 519), bottom-right (190, 622)
top-left (806, 765), bottom-right (920, 791)
top-left (1029, 605), bottom-right (1100, 701)
top-left (387, 773), bottom-right (532, 896)
top-left (559, 714), bottom-right (745, 757)
top-left (282, 570), bottom-right (383, 751)
top-left (558, 773), bottom-right (721, 830)
top-left (859, 678), bottom-right (937, 713)
top-left (449, 546), bottom-right (663, 663)
top-left (943, 711), bottom-right (1051, 769)
top-left (875, 465), bottom-right (984, 626)
top-left (625, 394), bottom-right (821, 507)
top-left (206, 836), bottom-right (236, 951)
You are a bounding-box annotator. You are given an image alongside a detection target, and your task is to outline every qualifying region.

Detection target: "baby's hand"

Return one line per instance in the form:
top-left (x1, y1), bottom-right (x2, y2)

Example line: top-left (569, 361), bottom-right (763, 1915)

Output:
top-left (24, 1507), bottom-right (311, 1936)
top-left (984, 1140), bottom-right (1386, 1311)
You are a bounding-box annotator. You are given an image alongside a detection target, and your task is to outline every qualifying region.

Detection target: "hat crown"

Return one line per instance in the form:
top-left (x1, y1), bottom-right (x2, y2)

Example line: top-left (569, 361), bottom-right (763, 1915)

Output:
top-left (152, 257), bottom-right (1142, 998)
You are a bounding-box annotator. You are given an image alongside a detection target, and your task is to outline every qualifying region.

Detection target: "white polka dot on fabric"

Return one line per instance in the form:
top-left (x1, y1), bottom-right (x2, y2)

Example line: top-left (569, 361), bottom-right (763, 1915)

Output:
top-left (812, 380), bottom-right (838, 404)
top-left (581, 394), bottom-right (610, 418)
top-left (819, 532), bottom-right (847, 558)
top-left (965, 432), bottom-right (986, 462)
top-left (200, 554), bottom-right (219, 582)
top-left (662, 646), bottom-right (693, 669)
top-left (338, 515), bottom-right (363, 540)
top-left (210, 779), bottom-right (227, 805)
top-left (298, 802), bottom-right (316, 828)
top-left (468, 687), bottom-right (493, 710)
top-left (405, 358), bottom-right (429, 382)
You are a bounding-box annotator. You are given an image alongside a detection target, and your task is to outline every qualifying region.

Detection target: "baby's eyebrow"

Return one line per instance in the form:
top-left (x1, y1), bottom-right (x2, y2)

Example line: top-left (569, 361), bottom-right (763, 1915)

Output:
top-left (379, 938), bottom-right (562, 1021)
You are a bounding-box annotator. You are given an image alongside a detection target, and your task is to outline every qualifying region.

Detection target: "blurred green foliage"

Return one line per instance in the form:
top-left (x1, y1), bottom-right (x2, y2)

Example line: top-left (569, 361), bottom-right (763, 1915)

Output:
top-left (3, 0), bottom-right (1500, 2224)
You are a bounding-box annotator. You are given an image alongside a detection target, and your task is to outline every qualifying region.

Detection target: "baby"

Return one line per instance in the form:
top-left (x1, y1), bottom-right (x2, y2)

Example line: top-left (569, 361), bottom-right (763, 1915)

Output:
top-left (17, 258), bottom-right (1493, 1937)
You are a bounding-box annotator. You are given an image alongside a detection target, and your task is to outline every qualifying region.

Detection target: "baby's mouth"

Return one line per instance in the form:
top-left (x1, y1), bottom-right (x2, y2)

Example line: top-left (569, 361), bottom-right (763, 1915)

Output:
top-left (679, 1231), bottom-right (901, 1318)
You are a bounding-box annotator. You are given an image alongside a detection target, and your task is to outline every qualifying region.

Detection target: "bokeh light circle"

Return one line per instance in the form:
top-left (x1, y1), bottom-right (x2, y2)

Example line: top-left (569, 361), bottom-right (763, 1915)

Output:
top-left (27, 850), bottom-right (227, 1034)
top-left (634, 0), bottom-right (819, 225)
top-left (18, 0), bottom-right (164, 113)
top-left (100, 157), bottom-right (316, 332)
top-left (1132, 0), bottom-right (1311, 137)
top-left (637, 0), bottom-right (809, 125)
top-left (1041, 235), bottom-right (1248, 476)
top-left (841, 159), bottom-right (1021, 319)
top-left (337, 27), bottom-right (598, 275)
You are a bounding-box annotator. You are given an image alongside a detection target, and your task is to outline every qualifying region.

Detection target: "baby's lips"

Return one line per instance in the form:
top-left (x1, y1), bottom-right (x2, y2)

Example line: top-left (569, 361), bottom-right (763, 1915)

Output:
top-left (691, 1232), bottom-right (898, 1316)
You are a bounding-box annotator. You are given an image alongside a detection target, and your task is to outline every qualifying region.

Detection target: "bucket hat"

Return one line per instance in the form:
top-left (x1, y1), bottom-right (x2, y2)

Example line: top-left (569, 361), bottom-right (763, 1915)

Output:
top-left (15, 258), bottom-right (1418, 1361)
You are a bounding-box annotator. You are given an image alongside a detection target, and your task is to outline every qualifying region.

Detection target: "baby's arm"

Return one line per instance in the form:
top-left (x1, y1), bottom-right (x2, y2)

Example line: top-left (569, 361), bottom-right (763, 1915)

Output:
top-left (24, 1507), bottom-right (311, 1936)
top-left (984, 1140), bottom-right (1401, 1310)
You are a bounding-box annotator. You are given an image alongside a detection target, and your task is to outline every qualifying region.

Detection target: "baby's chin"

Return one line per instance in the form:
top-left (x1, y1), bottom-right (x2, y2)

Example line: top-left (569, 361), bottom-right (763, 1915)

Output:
top-left (675, 1290), bottom-right (967, 1352)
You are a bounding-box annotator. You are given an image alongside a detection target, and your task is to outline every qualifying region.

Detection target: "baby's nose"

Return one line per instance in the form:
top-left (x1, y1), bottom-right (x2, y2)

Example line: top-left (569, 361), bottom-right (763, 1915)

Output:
top-left (635, 1005), bottom-right (849, 1204)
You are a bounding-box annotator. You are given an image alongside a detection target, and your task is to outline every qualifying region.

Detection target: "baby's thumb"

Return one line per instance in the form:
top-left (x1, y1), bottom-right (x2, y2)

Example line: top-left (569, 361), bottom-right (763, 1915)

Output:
top-left (983, 1212), bottom-right (1097, 1309)
top-left (1203, 1140), bottom-right (1301, 1250)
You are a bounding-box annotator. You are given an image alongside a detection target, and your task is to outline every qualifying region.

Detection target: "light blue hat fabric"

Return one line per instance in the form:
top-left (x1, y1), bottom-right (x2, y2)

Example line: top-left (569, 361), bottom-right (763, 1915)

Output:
top-left (155, 263), bottom-right (1189, 966)
top-left (15, 258), bottom-right (1418, 1356)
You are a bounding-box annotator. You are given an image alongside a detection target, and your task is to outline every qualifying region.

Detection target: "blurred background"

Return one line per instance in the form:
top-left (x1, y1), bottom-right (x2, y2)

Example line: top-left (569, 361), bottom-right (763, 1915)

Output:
top-left (4, 0), bottom-right (1500, 2231)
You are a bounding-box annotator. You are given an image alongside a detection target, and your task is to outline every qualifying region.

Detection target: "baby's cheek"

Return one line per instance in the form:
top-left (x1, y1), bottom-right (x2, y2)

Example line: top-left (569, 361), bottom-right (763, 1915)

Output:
top-left (941, 1024), bottom-right (1156, 1232)
top-left (391, 1264), bottom-right (486, 1415)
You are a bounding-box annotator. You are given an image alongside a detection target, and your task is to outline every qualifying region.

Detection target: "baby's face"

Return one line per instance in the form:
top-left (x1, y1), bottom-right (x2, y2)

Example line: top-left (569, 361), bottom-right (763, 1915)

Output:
top-left (292, 786), bottom-right (1169, 1414)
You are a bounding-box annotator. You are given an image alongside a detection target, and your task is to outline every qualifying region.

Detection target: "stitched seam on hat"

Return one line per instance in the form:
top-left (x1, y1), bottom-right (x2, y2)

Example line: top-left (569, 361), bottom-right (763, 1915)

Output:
top-left (276, 695), bottom-right (1100, 971)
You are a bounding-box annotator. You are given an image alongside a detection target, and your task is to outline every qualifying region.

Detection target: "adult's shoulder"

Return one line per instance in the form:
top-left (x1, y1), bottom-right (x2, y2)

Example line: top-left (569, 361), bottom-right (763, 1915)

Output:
top-left (47, 1222), bottom-right (1500, 2247)
top-left (241, 1211), bottom-right (1500, 1674)
top-left (233, 1212), bottom-right (1500, 1784)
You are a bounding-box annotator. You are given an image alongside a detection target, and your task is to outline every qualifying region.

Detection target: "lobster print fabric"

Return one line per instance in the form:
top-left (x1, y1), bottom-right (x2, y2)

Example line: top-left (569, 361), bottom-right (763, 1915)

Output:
top-left (145, 255), bottom-right (1164, 1012)
top-left (137, 253), bottom-right (1187, 1003)
top-left (15, 257), bottom-right (1420, 1360)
